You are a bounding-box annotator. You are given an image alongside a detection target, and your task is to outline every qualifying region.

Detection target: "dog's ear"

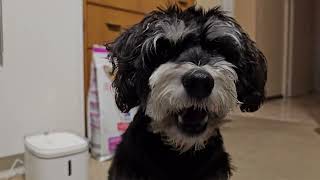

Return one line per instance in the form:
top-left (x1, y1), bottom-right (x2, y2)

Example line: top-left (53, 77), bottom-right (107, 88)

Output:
top-left (204, 8), bottom-right (267, 112)
top-left (108, 23), bottom-right (144, 112)
top-left (109, 10), bottom-right (168, 112)
top-left (236, 39), bottom-right (267, 112)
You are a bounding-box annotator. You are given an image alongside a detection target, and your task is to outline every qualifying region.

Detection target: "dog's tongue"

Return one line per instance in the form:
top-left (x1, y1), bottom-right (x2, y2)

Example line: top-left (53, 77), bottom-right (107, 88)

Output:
top-left (180, 107), bottom-right (207, 124)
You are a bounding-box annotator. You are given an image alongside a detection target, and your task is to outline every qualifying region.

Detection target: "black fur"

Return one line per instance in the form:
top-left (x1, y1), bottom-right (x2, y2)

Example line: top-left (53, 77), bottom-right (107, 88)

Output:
top-left (107, 5), bottom-right (267, 180)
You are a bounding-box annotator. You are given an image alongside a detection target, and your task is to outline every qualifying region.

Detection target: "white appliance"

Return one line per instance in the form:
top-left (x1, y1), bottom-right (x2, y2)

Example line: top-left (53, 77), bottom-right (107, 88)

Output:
top-left (24, 132), bottom-right (89, 180)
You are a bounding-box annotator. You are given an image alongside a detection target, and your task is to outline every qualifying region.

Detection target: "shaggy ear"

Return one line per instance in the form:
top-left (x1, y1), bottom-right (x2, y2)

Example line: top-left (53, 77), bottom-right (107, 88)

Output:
top-left (109, 9), bottom-right (170, 112)
top-left (111, 67), bottom-right (139, 113)
top-left (108, 23), bottom-right (144, 112)
top-left (236, 38), bottom-right (267, 112)
top-left (204, 8), bottom-right (267, 112)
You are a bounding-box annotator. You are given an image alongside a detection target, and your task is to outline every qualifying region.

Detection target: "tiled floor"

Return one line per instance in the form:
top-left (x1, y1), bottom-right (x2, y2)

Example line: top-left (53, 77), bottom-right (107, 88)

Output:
top-left (230, 94), bottom-right (320, 125)
top-left (7, 95), bottom-right (320, 180)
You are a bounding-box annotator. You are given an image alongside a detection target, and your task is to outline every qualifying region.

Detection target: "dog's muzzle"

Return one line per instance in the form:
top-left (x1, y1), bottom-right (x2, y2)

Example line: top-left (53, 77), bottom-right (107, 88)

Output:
top-left (147, 61), bottom-right (238, 151)
top-left (178, 69), bottom-right (214, 135)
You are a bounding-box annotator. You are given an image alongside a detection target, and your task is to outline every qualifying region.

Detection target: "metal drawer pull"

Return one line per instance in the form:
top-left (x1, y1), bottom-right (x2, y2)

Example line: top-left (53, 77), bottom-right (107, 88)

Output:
top-left (105, 22), bottom-right (122, 32)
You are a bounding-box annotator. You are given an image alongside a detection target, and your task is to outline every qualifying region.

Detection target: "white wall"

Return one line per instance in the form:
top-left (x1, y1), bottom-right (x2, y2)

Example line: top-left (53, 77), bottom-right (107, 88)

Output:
top-left (0, 0), bottom-right (84, 157)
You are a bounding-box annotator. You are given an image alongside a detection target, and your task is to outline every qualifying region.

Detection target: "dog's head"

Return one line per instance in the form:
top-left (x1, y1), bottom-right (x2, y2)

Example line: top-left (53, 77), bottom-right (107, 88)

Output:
top-left (109, 6), bottom-right (267, 152)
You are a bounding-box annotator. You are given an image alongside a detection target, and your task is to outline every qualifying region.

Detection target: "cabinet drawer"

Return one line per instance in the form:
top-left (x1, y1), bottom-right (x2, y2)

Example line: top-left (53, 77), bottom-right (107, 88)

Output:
top-left (87, 0), bottom-right (195, 14)
top-left (173, 0), bottom-right (195, 9)
top-left (88, 0), bottom-right (143, 14)
top-left (87, 4), bottom-right (144, 47)
top-left (140, 0), bottom-right (195, 13)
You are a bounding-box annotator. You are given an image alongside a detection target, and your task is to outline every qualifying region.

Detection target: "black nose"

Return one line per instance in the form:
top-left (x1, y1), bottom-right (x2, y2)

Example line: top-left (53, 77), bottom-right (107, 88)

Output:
top-left (182, 69), bottom-right (214, 99)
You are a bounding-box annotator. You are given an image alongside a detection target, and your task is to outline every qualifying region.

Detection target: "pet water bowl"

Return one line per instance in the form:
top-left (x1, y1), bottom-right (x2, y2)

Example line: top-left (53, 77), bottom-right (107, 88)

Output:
top-left (24, 132), bottom-right (89, 180)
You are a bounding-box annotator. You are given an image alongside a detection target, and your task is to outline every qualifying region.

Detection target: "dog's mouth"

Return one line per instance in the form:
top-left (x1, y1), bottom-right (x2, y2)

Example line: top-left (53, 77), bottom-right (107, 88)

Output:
top-left (176, 107), bottom-right (209, 136)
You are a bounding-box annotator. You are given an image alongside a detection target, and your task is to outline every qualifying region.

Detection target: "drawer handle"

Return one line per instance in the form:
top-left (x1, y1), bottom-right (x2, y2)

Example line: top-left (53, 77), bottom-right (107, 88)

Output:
top-left (105, 22), bottom-right (122, 32)
top-left (177, 0), bottom-right (188, 6)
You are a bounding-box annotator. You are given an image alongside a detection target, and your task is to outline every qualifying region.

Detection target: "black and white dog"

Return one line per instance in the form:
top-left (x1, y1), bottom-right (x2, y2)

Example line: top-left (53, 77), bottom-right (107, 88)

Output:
top-left (108, 5), bottom-right (267, 180)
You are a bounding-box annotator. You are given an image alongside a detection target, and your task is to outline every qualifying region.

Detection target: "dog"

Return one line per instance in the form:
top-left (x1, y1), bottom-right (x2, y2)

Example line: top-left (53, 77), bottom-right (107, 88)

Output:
top-left (107, 5), bottom-right (267, 180)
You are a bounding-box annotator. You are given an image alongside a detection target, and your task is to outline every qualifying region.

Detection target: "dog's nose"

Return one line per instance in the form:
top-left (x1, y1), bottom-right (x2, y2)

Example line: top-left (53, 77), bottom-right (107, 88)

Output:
top-left (182, 69), bottom-right (214, 99)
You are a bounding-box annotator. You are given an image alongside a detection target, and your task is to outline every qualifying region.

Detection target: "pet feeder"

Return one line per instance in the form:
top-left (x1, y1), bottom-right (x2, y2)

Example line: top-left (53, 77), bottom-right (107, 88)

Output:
top-left (24, 132), bottom-right (89, 180)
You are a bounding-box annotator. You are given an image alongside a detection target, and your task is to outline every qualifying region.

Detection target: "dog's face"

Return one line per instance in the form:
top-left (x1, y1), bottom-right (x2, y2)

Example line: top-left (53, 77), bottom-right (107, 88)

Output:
top-left (109, 6), bottom-right (267, 152)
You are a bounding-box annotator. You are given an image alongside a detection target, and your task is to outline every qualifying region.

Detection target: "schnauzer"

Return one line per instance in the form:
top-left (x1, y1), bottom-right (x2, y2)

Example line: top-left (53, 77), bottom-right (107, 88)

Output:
top-left (107, 5), bottom-right (267, 180)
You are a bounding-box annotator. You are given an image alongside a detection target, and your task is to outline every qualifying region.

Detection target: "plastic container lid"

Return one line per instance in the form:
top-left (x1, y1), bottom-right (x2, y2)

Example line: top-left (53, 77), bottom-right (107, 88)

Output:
top-left (25, 132), bottom-right (88, 159)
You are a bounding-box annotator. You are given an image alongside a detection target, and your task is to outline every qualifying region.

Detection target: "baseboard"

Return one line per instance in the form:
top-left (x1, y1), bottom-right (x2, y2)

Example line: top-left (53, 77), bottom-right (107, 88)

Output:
top-left (0, 166), bottom-right (25, 179)
top-left (0, 154), bottom-right (23, 171)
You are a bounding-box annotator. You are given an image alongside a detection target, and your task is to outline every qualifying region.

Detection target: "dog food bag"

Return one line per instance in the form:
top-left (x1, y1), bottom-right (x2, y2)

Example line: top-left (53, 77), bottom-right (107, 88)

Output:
top-left (87, 45), bottom-right (136, 161)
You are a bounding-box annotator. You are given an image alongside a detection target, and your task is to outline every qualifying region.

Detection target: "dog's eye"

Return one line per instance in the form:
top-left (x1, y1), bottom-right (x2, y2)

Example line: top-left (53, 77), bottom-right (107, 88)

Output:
top-left (153, 38), bottom-right (183, 63)
top-left (141, 38), bottom-right (174, 69)
top-left (203, 36), bottom-right (241, 62)
top-left (155, 38), bottom-right (173, 57)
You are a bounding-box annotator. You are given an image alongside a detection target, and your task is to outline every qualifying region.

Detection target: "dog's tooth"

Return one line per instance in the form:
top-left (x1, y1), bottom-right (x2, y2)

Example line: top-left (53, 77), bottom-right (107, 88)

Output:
top-left (178, 116), bottom-right (183, 123)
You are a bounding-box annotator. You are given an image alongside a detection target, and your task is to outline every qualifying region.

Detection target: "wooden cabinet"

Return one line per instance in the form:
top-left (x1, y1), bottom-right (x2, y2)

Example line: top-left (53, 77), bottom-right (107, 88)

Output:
top-left (87, 0), bottom-right (194, 14)
top-left (83, 0), bottom-right (195, 120)
top-left (139, 0), bottom-right (195, 12)
top-left (87, 4), bottom-right (144, 47)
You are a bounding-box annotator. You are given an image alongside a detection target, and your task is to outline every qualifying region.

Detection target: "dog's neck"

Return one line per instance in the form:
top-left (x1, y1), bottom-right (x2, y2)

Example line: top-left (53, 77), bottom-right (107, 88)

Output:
top-left (117, 107), bottom-right (231, 179)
